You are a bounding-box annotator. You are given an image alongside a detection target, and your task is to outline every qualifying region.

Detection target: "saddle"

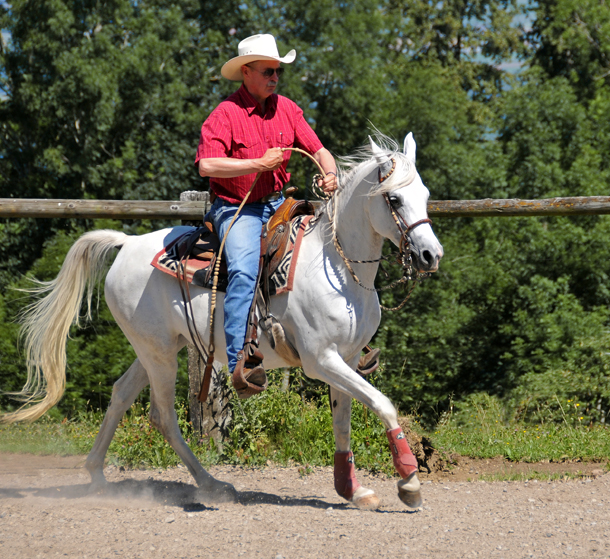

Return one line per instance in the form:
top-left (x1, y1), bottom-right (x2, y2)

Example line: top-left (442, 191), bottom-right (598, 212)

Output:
top-left (165, 198), bottom-right (313, 294)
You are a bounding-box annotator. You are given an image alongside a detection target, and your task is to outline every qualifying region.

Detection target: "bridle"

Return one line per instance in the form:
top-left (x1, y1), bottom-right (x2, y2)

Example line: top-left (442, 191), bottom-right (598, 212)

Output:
top-left (383, 193), bottom-right (432, 254)
top-left (330, 158), bottom-right (432, 311)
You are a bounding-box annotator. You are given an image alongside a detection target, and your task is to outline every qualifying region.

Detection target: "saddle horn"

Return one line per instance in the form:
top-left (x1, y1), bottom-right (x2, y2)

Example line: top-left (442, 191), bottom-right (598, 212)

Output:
top-left (369, 136), bottom-right (394, 180)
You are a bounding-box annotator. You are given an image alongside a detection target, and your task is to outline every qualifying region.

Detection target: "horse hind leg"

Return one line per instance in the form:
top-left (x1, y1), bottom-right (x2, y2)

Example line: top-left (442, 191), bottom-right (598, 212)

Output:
top-left (85, 358), bottom-right (149, 486)
top-left (143, 355), bottom-right (237, 503)
top-left (330, 387), bottom-right (381, 511)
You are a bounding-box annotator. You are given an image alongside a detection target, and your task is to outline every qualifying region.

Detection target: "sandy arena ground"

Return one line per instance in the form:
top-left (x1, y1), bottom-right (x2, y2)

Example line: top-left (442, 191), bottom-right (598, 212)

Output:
top-left (0, 453), bottom-right (609, 558)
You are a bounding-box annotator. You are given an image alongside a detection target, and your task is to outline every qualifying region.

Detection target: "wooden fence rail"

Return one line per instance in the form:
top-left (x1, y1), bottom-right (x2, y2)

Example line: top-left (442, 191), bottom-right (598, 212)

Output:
top-left (3, 196), bottom-right (610, 219)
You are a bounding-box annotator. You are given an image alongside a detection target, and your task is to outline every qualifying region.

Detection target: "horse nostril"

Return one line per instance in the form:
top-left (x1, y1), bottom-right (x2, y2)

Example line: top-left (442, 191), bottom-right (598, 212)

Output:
top-left (422, 250), bottom-right (432, 265)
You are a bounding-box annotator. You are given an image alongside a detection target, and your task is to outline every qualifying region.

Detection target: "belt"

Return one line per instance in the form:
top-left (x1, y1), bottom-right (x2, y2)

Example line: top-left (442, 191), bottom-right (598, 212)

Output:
top-left (256, 191), bottom-right (282, 204)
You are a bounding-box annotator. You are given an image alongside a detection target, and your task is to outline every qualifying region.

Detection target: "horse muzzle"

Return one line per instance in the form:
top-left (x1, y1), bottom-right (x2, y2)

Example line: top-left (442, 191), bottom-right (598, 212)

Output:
top-left (411, 242), bottom-right (443, 273)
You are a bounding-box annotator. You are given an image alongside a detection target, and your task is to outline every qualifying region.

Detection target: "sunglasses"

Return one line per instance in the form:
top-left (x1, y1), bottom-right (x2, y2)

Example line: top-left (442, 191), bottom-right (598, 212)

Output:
top-left (248, 66), bottom-right (285, 78)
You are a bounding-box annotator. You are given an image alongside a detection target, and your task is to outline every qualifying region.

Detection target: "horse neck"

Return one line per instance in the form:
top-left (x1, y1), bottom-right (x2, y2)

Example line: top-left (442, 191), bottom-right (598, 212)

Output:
top-left (326, 168), bottom-right (385, 287)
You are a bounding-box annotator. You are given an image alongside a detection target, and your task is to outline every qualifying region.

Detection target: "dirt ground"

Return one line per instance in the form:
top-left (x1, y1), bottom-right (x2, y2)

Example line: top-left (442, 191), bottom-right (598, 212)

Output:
top-left (1, 453), bottom-right (609, 558)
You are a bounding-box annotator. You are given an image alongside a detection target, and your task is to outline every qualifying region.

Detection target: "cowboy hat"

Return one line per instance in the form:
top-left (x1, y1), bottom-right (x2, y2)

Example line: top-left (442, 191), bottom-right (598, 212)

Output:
top-left (221, 34), bottom-right (296, 81)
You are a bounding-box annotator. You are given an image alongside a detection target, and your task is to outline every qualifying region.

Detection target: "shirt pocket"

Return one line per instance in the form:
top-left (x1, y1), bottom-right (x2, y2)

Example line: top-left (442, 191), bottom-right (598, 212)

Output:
top-left (231, 135), bottom-right (262, 160)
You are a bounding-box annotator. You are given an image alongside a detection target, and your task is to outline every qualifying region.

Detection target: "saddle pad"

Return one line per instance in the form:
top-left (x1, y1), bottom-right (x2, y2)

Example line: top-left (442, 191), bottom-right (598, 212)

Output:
top-left (150, 214), bottom-right (313, 293)
top-left (151, 228), bottom-right (225, 289)
top-left (270, 214), bottom-right (313, 295)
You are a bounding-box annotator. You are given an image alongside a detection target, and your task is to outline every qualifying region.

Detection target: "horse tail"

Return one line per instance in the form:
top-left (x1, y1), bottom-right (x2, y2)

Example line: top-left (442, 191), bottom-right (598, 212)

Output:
top-left (1, 230), bottom-right (129, 424)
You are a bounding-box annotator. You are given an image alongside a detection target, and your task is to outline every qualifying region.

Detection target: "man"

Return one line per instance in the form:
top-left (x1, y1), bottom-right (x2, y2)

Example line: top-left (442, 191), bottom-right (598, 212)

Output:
top-left (195, 34), bottom-right (337, 384)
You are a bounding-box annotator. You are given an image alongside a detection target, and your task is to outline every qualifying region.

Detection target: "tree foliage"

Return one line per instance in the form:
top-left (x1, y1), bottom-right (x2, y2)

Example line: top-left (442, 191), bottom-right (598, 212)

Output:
top-left (1, 0), bottom-right (610, 427)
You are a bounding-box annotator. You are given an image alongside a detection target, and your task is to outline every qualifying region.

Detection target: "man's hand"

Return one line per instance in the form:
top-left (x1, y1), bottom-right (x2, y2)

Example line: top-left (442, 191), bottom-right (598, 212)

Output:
top-left (312, 147), bottom-right (338, 194)
top-left (317, 172), bottom-right (338, 194)
top-left (258, 148), bottom-right (285, 171)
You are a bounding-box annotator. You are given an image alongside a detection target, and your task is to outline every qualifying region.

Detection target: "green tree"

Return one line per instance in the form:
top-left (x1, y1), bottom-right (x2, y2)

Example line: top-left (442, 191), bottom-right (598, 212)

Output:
top-left (0, 0), bottom-right (242, 288)
top-left (527, 0), bottom-right (610, 100)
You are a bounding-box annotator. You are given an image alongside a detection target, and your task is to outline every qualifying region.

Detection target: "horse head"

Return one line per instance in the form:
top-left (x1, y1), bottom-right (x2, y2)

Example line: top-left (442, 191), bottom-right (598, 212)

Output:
top-left (367, 133), bottom-right (443, 273)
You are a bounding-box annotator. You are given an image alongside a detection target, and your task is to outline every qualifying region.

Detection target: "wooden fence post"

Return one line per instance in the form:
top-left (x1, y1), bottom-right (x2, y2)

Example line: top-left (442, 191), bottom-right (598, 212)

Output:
top-left (180, 190), bottom-right (232, 447)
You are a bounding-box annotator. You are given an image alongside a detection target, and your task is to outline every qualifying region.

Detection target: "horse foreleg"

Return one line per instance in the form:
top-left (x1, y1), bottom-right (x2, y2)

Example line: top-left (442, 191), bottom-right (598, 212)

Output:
top-left (330, 387), bottom-right (381, 510)
top-left (145, 361), bottom-right (238, 504)
top-left (386, 426), bottom-right (422, 508)
top-left (85, 358), bottom-right (149, 486)
top-left (305, 351), bottom-right (422, 509)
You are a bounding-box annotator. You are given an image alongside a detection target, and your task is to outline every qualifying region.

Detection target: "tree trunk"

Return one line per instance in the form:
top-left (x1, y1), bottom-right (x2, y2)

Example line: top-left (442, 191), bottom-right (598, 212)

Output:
top-left (186, 346), bottom-right (232, 447)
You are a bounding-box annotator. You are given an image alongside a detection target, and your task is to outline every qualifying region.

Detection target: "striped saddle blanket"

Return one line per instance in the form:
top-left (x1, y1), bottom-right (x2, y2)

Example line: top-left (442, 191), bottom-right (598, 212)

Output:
top-left (151, 214), bottom-right (313, 294)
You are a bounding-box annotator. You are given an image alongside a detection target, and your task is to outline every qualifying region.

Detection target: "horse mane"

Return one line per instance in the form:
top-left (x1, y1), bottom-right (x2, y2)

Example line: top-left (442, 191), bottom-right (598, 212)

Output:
top-left (336, 132), bottom-right (417, 199)
top-left (317, 132), bottom-right (417, 230)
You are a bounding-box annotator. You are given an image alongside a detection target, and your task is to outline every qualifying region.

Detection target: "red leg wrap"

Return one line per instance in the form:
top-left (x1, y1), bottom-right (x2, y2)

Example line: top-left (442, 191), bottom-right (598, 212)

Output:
top-left (334, 451), bottom-right (361, 501)
top-left (386, 427), bottom-right (418, 478)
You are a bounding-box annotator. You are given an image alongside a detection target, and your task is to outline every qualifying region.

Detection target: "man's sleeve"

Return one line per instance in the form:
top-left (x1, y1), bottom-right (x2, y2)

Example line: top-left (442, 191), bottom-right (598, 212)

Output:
top-left (293, 108), bottom-right (324, 155)
top-left (194, 109), bottom-right (232, 165)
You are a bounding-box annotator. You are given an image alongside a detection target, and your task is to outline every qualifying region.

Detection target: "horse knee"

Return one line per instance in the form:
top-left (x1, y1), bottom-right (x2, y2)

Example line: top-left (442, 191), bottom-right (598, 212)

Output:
top-left (149, 404), bottom-right (178, 439)
top-left (371, 394), bottom-right (398, 428)
top-left (108, 361), bottom-right (147, 410)
top-left (108, 382), bottom-right (130, 409)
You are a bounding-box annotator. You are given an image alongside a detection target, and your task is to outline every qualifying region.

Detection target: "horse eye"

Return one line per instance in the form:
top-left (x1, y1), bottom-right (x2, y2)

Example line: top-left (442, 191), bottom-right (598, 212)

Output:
top-left (388, 196), bottom-right (401, 209)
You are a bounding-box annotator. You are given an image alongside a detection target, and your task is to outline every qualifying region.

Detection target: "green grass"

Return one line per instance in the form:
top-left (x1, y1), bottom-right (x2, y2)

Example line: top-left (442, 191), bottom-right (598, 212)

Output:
top-left (429, 392), bottom-right (610, 463)
top-left (430, 422), bottom-right (610, 462)
top-left (0, 387), bottom-right (396, 473)
top-left (2, 385), bottom-right (610, 473)
top-left (0, 417), bottom-right (83, 455)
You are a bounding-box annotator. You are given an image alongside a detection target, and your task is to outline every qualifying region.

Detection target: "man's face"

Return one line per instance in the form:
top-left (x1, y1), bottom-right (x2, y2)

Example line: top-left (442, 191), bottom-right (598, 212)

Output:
top-left (242, 60), bottom-right (282, 102)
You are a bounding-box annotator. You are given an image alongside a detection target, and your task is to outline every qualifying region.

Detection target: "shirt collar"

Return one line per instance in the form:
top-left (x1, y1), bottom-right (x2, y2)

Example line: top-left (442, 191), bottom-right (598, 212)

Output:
top-left (238, 84), bottom-right (277, 117)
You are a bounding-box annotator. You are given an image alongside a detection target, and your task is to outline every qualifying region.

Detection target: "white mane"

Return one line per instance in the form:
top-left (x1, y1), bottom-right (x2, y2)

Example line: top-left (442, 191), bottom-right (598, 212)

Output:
top-left (336, 133), bottom-right (417, 199)
top-left (317, 133), bottom-right (418, 229)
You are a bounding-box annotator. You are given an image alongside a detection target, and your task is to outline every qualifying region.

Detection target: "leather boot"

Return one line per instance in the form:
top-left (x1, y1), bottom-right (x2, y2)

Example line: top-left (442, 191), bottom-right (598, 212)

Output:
top-left (231, 347), bottom-right (268, 399)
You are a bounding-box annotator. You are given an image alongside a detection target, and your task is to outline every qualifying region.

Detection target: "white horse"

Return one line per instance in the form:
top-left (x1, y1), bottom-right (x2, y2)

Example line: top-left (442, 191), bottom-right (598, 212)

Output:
top-left (5, 133), bottom-right (443, 510)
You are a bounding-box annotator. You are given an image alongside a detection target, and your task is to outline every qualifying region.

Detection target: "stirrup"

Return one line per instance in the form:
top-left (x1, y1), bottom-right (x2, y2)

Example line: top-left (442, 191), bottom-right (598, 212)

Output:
top-left (231, 349), bottom-right (268, 399)
top-left (357, 346), bottom-right (381, 376)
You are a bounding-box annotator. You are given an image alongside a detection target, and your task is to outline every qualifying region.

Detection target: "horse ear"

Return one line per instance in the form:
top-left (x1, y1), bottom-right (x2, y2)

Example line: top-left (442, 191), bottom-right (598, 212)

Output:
top-left (369, 136), bottom-right (393, 179)
top-left (403, 133), bottom-right (416, 162)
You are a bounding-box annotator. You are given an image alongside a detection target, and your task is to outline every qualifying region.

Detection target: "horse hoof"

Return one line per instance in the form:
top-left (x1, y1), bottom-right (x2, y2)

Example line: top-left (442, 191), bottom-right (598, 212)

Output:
top-left (85, 466), bottom-right (107, 489)
top-left (397, 473), bottom-right (422, 509)
top-left (352, 487), bottom-right (381, 510)
top-left (199, 479), bottom-right (239, 504)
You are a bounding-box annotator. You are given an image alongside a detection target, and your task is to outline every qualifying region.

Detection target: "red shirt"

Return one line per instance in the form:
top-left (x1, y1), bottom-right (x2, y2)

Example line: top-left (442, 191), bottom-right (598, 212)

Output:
top-left (195, 84), bottom-right (323, 204)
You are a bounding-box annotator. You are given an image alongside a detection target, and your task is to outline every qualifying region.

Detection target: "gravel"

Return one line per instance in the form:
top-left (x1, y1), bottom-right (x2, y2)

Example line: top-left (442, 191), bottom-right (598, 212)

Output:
top-left (1, 453), bottom-right (609, 558)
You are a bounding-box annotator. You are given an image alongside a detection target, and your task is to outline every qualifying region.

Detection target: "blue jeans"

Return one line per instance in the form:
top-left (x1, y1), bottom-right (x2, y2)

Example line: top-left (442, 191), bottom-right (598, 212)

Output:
top-left (208, 195), bottom-right (284, 372)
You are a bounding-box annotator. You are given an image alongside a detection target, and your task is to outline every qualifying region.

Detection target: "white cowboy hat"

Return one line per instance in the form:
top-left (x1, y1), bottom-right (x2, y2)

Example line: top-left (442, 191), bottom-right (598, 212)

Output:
top-left (221, 34), bottom-right (296, 81)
